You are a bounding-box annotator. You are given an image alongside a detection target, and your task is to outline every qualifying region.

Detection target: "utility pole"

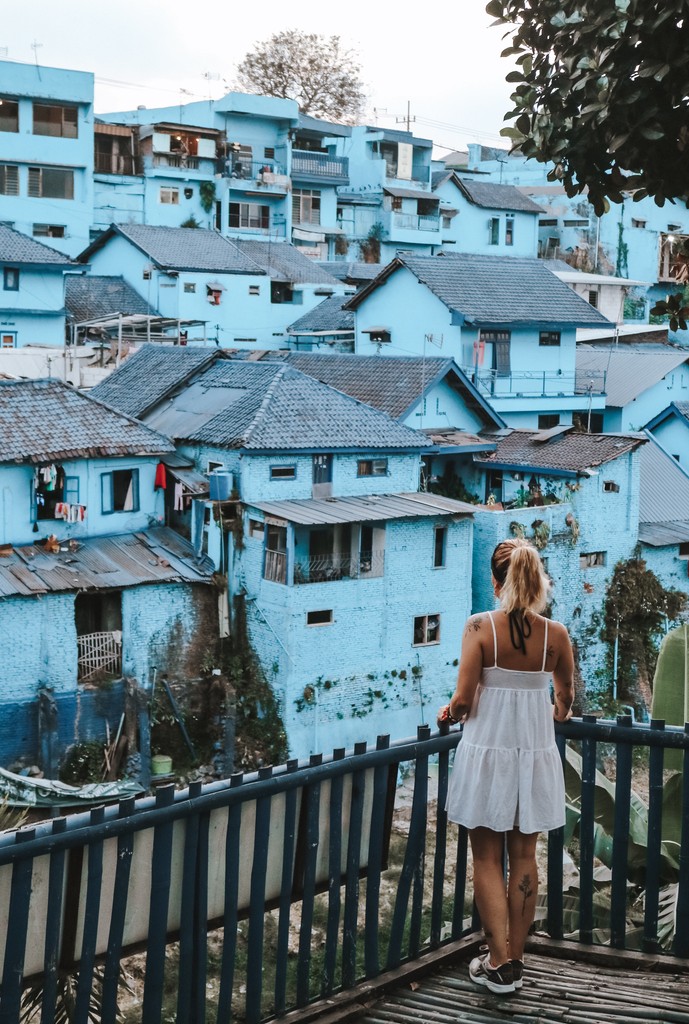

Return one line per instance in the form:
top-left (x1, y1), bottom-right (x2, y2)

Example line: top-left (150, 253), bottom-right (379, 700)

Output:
top-left (396, 101), bottom-right (415, 132)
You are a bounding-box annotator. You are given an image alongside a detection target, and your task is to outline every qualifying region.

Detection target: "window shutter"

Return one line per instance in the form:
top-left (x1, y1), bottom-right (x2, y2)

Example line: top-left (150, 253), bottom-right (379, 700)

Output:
top-left (101, 472), bottom-right (113, 514)
top-left (28, 167), bottom-right (41, 197)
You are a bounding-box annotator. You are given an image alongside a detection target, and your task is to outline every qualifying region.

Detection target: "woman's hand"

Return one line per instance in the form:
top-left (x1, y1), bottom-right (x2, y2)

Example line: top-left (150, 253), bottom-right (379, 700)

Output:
top-left (553, 703), bottom-right (573, 722)
top-left (438, 703), bottom-right (466, 727)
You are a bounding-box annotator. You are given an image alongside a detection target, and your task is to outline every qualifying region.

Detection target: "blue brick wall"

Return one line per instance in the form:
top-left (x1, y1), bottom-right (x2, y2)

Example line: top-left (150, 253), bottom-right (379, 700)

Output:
top-left (470, 452), bottom-right (641, 703)
top-left (244, 515), bottom-right (473, 759)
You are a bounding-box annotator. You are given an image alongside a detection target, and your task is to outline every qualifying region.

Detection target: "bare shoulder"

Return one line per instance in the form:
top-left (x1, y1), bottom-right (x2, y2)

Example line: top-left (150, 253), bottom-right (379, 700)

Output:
top-left (546, 619), bottom-right (571, 644)
top-left (462, 612), bottom-right (491, 638)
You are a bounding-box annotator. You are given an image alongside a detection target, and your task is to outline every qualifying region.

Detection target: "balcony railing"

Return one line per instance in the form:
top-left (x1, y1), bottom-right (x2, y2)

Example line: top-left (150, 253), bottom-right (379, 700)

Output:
top-left (291, 150), bottom-right (349, 179)
top-left (152, 154), bottom-right (203, 170)
top-left (94, 153), bottom-right (140, 176)
top-left (463, 368), bottom-right (607, 398)
top-left (293, 551), bottom-right (384, 584)
top-left (77, 630), bottom-right (122, 681)
top-left (392, 212), bottom-right (440, 233)
top-left (0, 718), bottom-right (686, 1023)
top-left (223, 159), bottom-right (288, 185)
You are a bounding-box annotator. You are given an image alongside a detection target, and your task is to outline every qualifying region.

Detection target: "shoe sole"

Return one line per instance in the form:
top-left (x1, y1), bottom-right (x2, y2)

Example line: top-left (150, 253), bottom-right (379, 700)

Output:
top-left (469, 971), bottom-right (516, 995)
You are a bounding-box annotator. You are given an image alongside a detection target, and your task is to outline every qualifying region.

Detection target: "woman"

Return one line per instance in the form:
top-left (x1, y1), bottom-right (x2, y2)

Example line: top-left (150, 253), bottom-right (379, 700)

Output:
top-left (438, 537), bottom-right (574, 995)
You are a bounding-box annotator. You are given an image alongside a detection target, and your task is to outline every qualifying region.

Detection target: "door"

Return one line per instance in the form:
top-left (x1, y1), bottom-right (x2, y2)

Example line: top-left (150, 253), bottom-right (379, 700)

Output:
top-left (312, 454), bottom-right (333, 498)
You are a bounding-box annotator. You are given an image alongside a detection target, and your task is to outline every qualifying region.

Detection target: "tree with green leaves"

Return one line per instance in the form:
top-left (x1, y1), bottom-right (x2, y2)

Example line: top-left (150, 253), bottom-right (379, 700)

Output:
top-left (236, 30), bottom-right (366, 123)
top-left (488, 0), bottom-right (689, 218)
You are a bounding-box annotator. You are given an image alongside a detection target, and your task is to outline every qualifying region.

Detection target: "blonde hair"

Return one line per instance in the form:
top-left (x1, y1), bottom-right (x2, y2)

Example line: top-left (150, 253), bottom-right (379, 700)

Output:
top-left (491, 538), bottom-right (551, 614)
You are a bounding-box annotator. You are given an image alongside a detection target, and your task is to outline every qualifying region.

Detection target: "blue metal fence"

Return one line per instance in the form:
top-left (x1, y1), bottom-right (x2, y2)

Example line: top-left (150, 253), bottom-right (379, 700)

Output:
top-left (0, 717), bottom-right (688, 1022)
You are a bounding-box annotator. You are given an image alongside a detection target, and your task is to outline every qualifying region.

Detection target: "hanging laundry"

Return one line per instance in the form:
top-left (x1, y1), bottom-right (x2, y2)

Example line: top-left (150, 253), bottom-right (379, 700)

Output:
top-left (154, 463), bottom-right (167, 491)
top-left (174, 482), bottom-right (184, 511)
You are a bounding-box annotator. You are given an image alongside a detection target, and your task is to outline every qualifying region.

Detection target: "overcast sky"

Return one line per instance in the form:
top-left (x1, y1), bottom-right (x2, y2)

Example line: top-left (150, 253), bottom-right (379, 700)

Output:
top-left (1, 1), bottom-right (517, 154)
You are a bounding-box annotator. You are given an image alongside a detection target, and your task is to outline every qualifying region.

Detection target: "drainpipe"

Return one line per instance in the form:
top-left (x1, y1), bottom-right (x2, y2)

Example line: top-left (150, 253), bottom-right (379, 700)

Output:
top-left (612, 621), bottom-right (619, 701)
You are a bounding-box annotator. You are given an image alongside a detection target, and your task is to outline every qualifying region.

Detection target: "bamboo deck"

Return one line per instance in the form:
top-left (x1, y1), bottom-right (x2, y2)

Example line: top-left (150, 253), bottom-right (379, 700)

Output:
top-left (352, 950), bottom-right (689, 1024)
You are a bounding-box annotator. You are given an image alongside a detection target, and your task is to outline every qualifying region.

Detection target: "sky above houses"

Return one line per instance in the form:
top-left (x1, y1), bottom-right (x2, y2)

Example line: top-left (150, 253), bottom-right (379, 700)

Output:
top-left (1, 0), bottom-right (517, 156)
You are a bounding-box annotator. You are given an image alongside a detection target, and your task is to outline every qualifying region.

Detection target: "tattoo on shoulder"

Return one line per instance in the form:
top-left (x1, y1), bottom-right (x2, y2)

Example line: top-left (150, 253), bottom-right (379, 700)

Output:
top-left (465, 616), bottom-right (483, 636)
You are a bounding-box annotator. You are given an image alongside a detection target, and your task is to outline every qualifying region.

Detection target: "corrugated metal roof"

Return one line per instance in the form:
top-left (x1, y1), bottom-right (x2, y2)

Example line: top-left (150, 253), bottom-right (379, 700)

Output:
top-left (0, 378), bottom-right (174, 464)
top-left (249, 491), bottom-right (475, 525)
top-left (384, 187), bottom-right (439, 202)
top-left (0, 527), bottom-right (213, 597)
top-left (638, 433), bottom-right (689, 538)
top-left (576, 347), bottom-right (689, 407)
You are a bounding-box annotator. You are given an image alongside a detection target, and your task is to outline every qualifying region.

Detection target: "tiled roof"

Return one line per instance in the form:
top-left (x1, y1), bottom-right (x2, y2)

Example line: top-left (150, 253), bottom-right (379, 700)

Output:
top-left (346, 254), bottom-right (612, 327)
top-left (229, 238), bottom-right (342, 284)
top-left (455, 178), bottom-right (544, 214)
top-left (65, 275), bottom-right (157, 323)
top-left (287, 296), bottom-right (354, 334)
top-left (143, 361), bottom-right (428, 451)
top-left (90, 343), bottom-right (221, 419)
top-left (638, 433), bottom-right (689, 545)
top-left (0, 378), bottom-right (174, 464)
top-left (316, 261), bottom-right (382, 283)
top-left (0, 225), bottom-right (75, 267)
top-left (0, 527), bottom-right (213, 598)
top-left (576, 347), bottom-right (689, 407)
top-left (256, 353), bottom-right (505, 429)
top-left (82, 225), bottom-right (263, 274)
top-left (473, 427), bottom-right (645, 474)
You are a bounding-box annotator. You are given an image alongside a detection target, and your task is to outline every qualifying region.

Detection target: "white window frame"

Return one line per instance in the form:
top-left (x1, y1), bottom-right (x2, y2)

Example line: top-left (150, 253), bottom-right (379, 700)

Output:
top-left (413, 614), bottom-right (441, 646)
top-left (160, 186), bottom-right (180, 205)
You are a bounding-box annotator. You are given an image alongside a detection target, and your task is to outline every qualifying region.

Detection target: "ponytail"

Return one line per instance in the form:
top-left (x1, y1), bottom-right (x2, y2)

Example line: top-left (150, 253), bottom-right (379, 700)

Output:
top-left (491, 538), bottom-right (550, 614)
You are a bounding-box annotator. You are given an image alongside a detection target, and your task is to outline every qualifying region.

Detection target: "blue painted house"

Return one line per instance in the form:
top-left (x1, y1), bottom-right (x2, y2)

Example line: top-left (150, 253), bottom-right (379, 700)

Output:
top-left (0, 378), bottom-right (217, 769)
top-left (344, 253), bottom-right (611, 428)
top-left (576, 346), bottom-right (689, 432)
top-left (78, 224), bottom-right (344, 348)
top-left (95, 92), bottom-right (298, 240)
top-left (290, 114), bottom-right (351, 260)
top-left (431, 173), bottom-right (542, 257)
top-left (644, 402), bottom-right (689, 473)
top-left (637, 431), bottom-right (689, 593)
top-left (92, 346), bottom-right (477, 758)
top-left (0, 59), bottom-right (95, 258)
top-left (0, 225), bottom-right (77, 348)
top-left (465, 426), bottom-right (646, 700)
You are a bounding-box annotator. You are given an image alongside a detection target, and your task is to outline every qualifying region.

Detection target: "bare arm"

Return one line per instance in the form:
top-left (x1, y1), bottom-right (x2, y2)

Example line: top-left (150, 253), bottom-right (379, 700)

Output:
top-left (438, 614), bottom-right (486, 725)
top-left (552, 623), bottom-right (575, 722)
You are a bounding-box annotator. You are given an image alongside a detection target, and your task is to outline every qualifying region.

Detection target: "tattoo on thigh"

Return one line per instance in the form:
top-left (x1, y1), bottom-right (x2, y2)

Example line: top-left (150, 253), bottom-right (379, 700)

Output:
top-left (518, 874), bottom-right (534, 915)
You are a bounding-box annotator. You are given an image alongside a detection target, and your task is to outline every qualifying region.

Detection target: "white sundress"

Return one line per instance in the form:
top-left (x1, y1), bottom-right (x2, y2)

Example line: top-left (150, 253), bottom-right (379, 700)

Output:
top-left (445, 611), bottom-right (566, 834)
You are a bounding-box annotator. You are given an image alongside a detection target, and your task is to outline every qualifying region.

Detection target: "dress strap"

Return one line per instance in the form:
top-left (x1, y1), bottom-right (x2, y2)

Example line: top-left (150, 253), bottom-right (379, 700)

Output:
top-left (487, 611), bottom-right (498, 667)
top-left (542, 618), bottom-right (549, 672)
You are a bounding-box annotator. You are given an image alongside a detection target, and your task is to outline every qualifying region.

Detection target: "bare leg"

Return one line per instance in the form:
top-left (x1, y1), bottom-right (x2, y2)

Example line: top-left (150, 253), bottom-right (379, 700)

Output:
top-left (505, 828), bottom-right (539, 961)
top-left (469, 827), bottom-right (509, 966)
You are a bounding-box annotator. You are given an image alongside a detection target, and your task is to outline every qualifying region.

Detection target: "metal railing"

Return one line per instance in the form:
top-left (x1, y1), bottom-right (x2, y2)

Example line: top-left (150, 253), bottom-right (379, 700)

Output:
top-left (152, 154), bottom-right (202, 170)
top-left (462, 367), bottom-right (607, 398)
top-left (291, 151), bottom-right (349, 179)
top-left (293, 551), bottom-right (385, 584)
top-left (0, 718), bottom-right (687, 1022)
top-left (94, 153), bottom-right (139, 176)
top-left (391, 213), bottom-right (440, 233)
top-left (76, 630), bottom-right (122, 681)
top-left (224, 159), bottom-right (288, 182)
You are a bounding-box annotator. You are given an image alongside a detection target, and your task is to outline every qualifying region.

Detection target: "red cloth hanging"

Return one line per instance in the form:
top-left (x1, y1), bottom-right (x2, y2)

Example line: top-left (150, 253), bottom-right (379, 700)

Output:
top-left (154, 462), bottom-right (167, 490)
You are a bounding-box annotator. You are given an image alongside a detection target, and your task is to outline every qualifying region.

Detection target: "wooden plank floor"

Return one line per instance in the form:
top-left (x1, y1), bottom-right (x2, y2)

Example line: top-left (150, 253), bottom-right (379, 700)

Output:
top-left (350, 951), bottom-right (689, 1024)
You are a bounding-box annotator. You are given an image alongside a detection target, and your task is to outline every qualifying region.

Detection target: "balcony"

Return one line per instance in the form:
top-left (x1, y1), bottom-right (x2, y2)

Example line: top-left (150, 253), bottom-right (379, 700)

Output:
top-left (293, 550), bottom-right (384, 584)
top-left (94, 153), bottom-right (140, 176)
top-left (222, 159), bottom-right (289, 190)
top-left (392, 212), bottom-right (440, 233)
top-left (152, 154), bottom-right (205, 171)
top-left (464, 368), bottom-right (607, 399)
top-left (291, 150), bottom-right (349, 182)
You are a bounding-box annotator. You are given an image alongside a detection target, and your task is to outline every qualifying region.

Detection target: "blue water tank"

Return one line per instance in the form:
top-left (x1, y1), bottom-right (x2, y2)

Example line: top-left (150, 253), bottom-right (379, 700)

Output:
top-left (209, 469), bottom-right (234, 501)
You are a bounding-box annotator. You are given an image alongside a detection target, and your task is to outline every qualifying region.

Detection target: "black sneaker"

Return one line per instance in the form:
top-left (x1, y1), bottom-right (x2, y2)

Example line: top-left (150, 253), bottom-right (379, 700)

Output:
top-left (511, 959), bottom-right (524, 989)
top-left (469, 952), bottom-right (515, 994)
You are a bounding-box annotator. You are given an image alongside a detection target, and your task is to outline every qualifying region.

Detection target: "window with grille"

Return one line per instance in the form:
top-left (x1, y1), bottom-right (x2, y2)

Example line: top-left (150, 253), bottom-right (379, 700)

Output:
top-left (357, 458), bottom-right (388, 477)
top-left (27, 167), bottom-right (74, 199)
top-left (0, 165), bottom-right (18, 196)
top-left (505, 216), bottom-right (515, 245)
top-left (539, 331), bottom-right (561, 346)
top-left (292, 189), bottom-right (321, 225)
top-left (33, 103), bottom-right (78, 138)
top-left (579, 551), bottom-right (606, 568)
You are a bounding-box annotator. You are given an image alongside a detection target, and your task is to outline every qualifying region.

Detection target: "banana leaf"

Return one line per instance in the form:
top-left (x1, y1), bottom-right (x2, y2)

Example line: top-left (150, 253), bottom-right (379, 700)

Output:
top-left (651, 623), bottom-right (689, 772)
